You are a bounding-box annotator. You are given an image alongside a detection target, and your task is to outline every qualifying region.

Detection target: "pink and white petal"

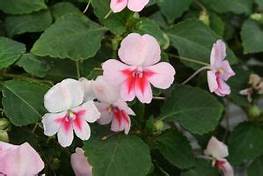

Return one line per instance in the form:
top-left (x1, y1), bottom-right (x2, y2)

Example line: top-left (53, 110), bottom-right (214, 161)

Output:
top-left (96, 102), bottom-right (113, 125)
top-left (72, 101), bottom-right (100, 123)
top-left (204, 136), bottom-right (229, 160)
top-left (79, 78), bottom-right (96, 102)
top-left (57, 125), bottom-right (74, 147)
top-left (221, 60), bottom-right (235, 80)
top-left (135, 80), bottom-right (153, 104)
top-left (71, 148), bottom-right (92, 176)
top-left (44, 79), bottom-right (84, 113)
top-left (127, 0), bottom-right (149, 12)
top-left (120, 80), bottom-right (136, 101)
top-left (93, 76), bottom-right (120, 104)
top-left (215, 79), bottom-right (231, 96)
top-left (102, 59), bottom-right (129, 85)
top-left (0, 141), bottom-right (17, 151)
top-left (207, 71), bottom-right (218, 93)
top-left (73, 120), bottom-right (91, 141)
top-left (146, 62), bottom-right (176, 89)
top-left (118, 33), bottom-right (161, 66)
top-left (110, 0), bottom-right (128, 13)
top-left (221, 160), bottom-right (234, 176)
top-left (210, 40), bottom-right (226, 67)
top-left (111, 114), bottom-right (131, 134)
top-left (114, 100), bottom-right (135, 116)
top-left (42, 111), bottom-right (67, 136)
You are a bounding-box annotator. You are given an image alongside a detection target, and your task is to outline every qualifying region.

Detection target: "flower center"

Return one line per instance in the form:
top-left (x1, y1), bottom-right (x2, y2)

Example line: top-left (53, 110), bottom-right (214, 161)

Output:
top-left (217, 67), bottom-right (224, 74)
top-left (215, 160), bottom-right (226, 170)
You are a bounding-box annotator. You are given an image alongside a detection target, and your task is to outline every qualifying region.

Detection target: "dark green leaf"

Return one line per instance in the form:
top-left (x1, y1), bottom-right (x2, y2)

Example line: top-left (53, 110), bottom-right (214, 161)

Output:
top-left (51, 2), bottom-right (82, 20)
top-left (156, 129), bottom-right (195, 169)
top-left (31, 14), bottom-right (105, 61)
top-left (247, 156), bottom-right (263, 176)
top-left (84, 135), bottom-right (152, 176)
top-left (161, 85), bottom-right (223, 134)
top-left (0, 0), bottom-right (47, 15)
top-left (228, 123), bottom-right (263, 165)
top-left (0, 37), bottom-right (26, 69)
top-left (2, 80), bottom-right (49, 126)
top-left (4, 10), bottom-right (52, 37)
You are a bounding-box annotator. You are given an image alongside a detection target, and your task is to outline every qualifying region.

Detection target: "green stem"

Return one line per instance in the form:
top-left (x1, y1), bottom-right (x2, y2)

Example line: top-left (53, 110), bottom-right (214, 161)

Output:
top-left (104, 10), bottom-right (112, 19)
top-left (181, 66), bottom-right (210, 85)
top-left (194, 0), bottom-right (207, 11)
top-left (169, 53), bottom-right (210, 66)
top-left (83, 0), bottom-right (91, 13)
top-left (76, 61), bottom-right (81, 79)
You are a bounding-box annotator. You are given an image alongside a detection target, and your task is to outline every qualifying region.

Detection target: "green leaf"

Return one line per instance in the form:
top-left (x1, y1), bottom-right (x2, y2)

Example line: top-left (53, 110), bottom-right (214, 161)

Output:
top-left (2, 80), bottom-right (49, 126)
top-left (156, 129), bottom-right (195, 169)
top-left (16, 53), bottom-right (50, 78)
top-left (228, 123), bottom-right (263, 165)
top-left (167, 19), bottom-right (237, 69)
top-left (201, 0), bottom-right (252, 15)
top-left (247, 156), bottom-right (263, 176)
top-left (84, 135), bottom-right (152, 176)
top-left (255, 0), bottom-right (263, 9)
top-left (0, 37), bottom-right (26, 69)
top-left (158, 0), bottom-right (192, 23)
top-left (0, 0), bottom-right (47, 15)
top-left (135, 18), bottom-right (170, 49)
top-left (209, 12), bottom-right (225, 36)
top-left (241, 20), bottom-right (263, 54)
top-left (31, 14), bottom-right (105, 61)
top-left (51, 2), bottom-right (82, 20)
top-left (181, 159), bottom-right (219, 176)
top-left (4, 10), bottom-right (52, 37)
top-left (91, 0), bottom-right (132, 35)
top-left (161, 85), bottom-right (223, 134)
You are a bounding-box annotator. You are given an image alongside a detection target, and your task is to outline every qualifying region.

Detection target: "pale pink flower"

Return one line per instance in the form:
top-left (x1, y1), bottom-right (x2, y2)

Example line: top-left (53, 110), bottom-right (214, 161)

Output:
top-left (71, 148), bottom-right (92, 176)
top-left (102, 33), bottom-right (175, 104)
top-left (0, 142), bottom-right (44, 175)
top-left (207, 40), bottom-right (235, 96)
top-left (92, 76), bottom-right (135, 134)
top-left (110, 0), bottom-right (149, 13)
top-left (204, 137), bottom-right (234, 176)
top-left (42, 79), bottom-right (100, 147)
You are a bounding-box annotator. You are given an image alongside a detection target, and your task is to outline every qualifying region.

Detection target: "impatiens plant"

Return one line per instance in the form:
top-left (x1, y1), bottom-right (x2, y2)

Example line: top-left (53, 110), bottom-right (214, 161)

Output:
top-left (0, 0), bottom-right (262, 175)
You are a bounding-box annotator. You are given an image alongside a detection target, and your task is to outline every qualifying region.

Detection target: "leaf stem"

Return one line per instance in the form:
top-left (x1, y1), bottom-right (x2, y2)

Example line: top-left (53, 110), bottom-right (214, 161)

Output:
top-left (153, 96), bottom-right (165, 100)
top-left (181, 66), bottom-right (210, 85)
top-left (104, 10), bottom-right (112, 19)
top-left (168, 53), bottom-right (210, 66)
top-left (83, 0), bottom-right (91, 14)
top-left (76, 61), bottom-right (81, 79)
top-left (194, 0), bottom-right (207, 11)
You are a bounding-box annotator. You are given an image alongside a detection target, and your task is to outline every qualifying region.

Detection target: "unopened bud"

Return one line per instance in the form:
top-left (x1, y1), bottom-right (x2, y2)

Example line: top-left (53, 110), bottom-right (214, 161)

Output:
top-left (0, 118), bottom-right (9, 130)
top-left (250, 13), bottom-right (263, 23)
top-left (0, 130), bottom-right (9, 142)
top-left (199, 11), bottom-right (210, 26)
top-left (249, 105), bottom-right (261, 119)
top-left (154, 120), bottom-right (164, 131)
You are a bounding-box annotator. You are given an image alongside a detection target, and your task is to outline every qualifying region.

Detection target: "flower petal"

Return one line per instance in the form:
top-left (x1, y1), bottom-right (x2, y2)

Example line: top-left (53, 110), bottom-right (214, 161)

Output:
top-left (135, 79), bottom-right (153, 104)
top-left (57, 123), bottom-right (74, 147)
top-left (0, 142), bottom-right (44, 176)
top-left (42, 111), bottom-right (67, 136)
top-left (216, 79), bottom-right (231, 96)
top-left (44, 79), bottom-right (84, 113)
top-left (110, 0), bottom-right (128, 13)
top-left (210, 40), bottom-right (226, 67)
top-left (72, 101), bottom-right (101, 123)
top-left (120, 76), bottom-right (136, 102)
top-left (93, 76), bottom-right (120, 104)
top-left (221, 160), bottom-right (234, 176)
top-left (118, 33), bottom-right (161, 66)
top-left (102, 59), bottom-right (129, 85)
top-left (111, 109), bottom-right (131, 134)
top-left (146, 62), bottom-right (175, 89)
top-left (73, 120), bottom-right (91, 141)
top-left (127, 0), bottom-right (149, 12)
top-left (71, 148), bottom-right (92, 176)
top-left (114, 100), bottom-right (135, 116)
top-left (221, 60), bottom-right (235, 80)
top-left (207, 71), bottom-right (218, 93)
top-left (79, 78), bottom-right (96, 102)
top-left (96, 102), bottom-right (113, 125)
top-left (204, 136), bottom-right (229, 160)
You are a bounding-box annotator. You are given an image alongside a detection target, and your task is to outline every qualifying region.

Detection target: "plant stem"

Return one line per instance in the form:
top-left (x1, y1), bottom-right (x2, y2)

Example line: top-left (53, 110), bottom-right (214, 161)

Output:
top-left (181, 66), bottom-right (210, 85)
top-left (76, 61), bottom-right (81, 79)
top-left (104, 10), bottom-right (112, 19)
top-left (153, 96), bottom-right (165, 100)
top-left (168, 53), bottom-right (210, 66)
top-left (83, 0), bottom-right (91, 13)
top-left (194, 0), bottom-right (207, 11)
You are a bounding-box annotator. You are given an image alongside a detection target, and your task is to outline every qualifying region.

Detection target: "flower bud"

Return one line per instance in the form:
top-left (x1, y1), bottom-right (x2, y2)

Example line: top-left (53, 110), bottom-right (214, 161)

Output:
top-left (154, 120), bottom-right (164, 132)
top-left (249, 105), bottom-right (261, 119)
top-left (0, 129), bottom-right (9, 142)
top-left (199, 11), bottom-right (210, 26)
top-left (0, 118), bottom-right (9, 130)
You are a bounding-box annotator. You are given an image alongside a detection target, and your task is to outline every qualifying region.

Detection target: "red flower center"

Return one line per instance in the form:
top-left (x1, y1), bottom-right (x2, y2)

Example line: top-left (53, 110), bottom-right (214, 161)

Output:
top-left (112, 106), bottom-right (129, 127)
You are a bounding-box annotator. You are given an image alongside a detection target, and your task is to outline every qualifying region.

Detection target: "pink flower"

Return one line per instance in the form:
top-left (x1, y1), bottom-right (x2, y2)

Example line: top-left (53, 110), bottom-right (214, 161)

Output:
top-left (204, 137), bottom-right (234, 176)
top-left (102, 33), bottom-right (176, 104)
top-left (0, 142), bottom-right (44, 175)
top-left (110, 0), bottom-right (149, 13)
top-left (71, 148), bottom-right (92, 176)
top-left (207, 40), bottom-right (235, 96)
top-left (91, 76), bottom-right (135, 134)
top-left (42, 79), bottom-right (100, 147)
